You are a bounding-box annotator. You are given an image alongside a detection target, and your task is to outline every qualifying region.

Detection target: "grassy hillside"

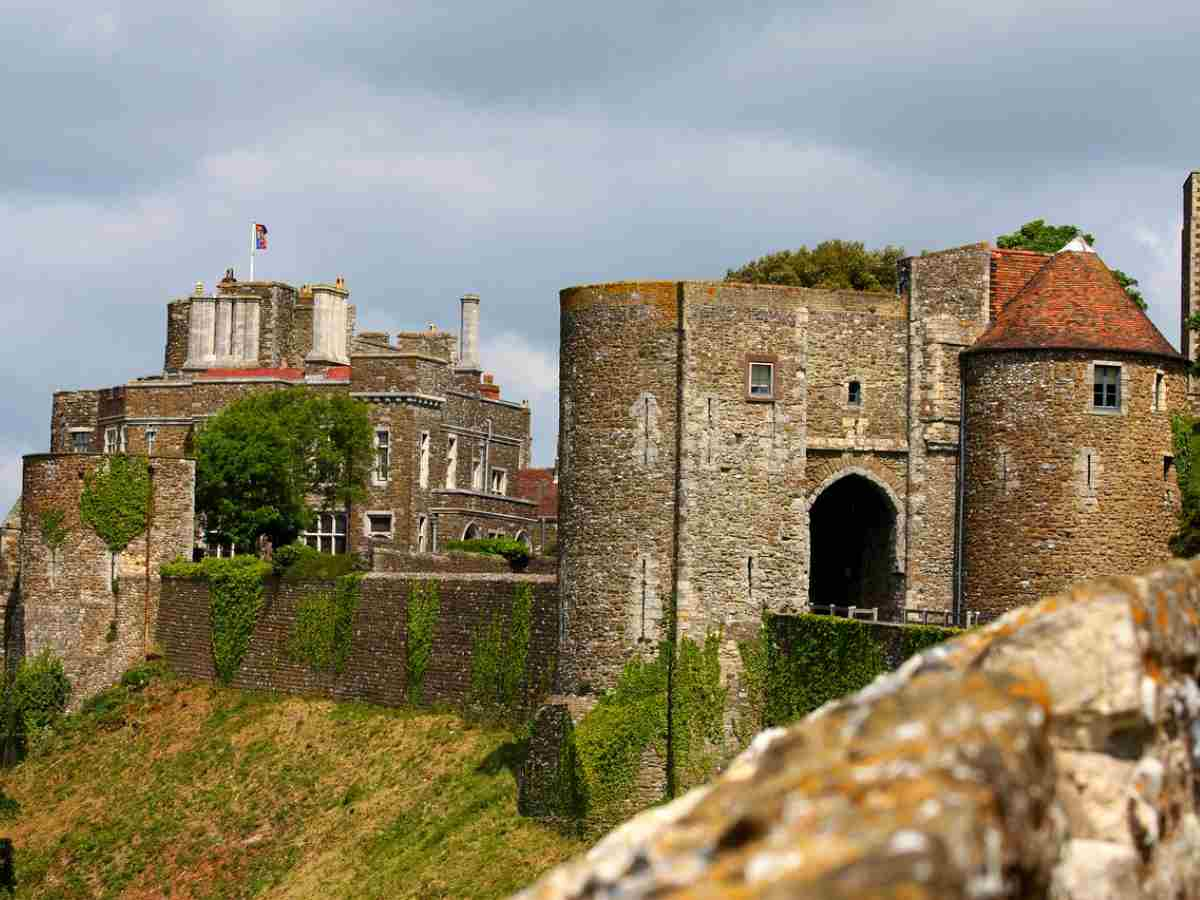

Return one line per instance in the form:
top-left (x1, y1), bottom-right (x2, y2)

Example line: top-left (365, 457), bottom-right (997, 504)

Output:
top-left (0, 666), bottom-right (583, 899)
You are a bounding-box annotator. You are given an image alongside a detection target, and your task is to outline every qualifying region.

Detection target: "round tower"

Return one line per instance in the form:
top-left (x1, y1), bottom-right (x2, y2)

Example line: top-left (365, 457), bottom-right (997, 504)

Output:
top-left (557, 282), bottom-right (681, 693)
top-left (961, 244), bottom-right (1186, 618)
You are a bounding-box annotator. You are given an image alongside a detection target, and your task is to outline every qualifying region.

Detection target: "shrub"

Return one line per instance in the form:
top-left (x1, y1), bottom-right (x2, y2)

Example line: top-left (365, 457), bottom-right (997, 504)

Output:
top-left (1, 650), bottom-right (72, 762)
top-left (444, 537), bottom-right (530, 571)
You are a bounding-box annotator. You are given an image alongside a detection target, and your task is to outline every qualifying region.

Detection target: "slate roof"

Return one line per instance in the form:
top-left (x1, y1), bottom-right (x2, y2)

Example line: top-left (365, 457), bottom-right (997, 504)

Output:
top-left (514, 468), bottom-right (558, 519)
top-left (971, 248), bottom-right (1181, 360)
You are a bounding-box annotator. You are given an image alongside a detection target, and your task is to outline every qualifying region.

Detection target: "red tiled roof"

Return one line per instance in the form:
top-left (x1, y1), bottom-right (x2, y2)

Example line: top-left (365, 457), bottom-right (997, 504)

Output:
top-left (970, 251), bottom-right (1180, 359)
top-left (990, 248), bottom-right (1050, 320)
top-left (514, 468), bottom-right (557, 519)
top-left (199, 367), bottom-right (305, 380)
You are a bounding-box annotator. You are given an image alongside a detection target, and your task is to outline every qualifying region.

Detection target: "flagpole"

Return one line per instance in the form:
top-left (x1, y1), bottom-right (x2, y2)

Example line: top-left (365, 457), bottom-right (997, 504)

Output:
top-left (249, 222), bottom-right (255, 281)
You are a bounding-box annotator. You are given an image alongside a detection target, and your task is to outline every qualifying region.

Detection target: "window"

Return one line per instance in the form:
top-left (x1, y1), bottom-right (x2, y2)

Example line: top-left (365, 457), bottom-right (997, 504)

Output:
top-left (1154, 371), bottom-right (1165, 411)
top-left (145, 428), bottom-right (157, 456)
top-left (418, 431), bottom-right (430, 488)
top-left (417, 515), bottom-right (429, 553)
top-left (463, 523), bottom-right (481, 540)
top-left (848, 381), bottom-right (862, 406)
top-left (748, 362), bottom-right (774, 399)
top-left (445, 435), bottom-right (458, 488)
top-left (204, 534), bottom-right (237, 558)
top-left (471, 456), bottom-right (483, 491)
top-left (490, 468), bottom-right (507, 495)
top-left (515, 531), bottom-right (531, 549)
top-left (374, 429), bottom-right (390, 482)
top-left (304, 512), bottom-right (347, 554)
top-left (119, 426), bottom-right (127, 453)
top-left (366, 513), bottom-right (393, 538)
top-left (1093, 365), bottom-right (1120, 409)
top-left (104, 426), bottom-right (118, 454)
top-left (69, 430), bottom-right (90, 453)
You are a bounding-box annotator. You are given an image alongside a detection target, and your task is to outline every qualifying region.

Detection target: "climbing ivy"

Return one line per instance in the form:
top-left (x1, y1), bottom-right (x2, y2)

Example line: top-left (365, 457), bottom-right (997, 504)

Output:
top-left (764, 614), bottom-right (957, 726)
top-left (669, 630), bottom-right (727, 794)
top-left (405, 580), bottom-right (440, 704)
top-left (79, 454), bottom-right (150, 552)
top-left (38, 508), bottom-right (68, 552)
top-left (468, 584), bottom-right (534, 723)
top-left (1170, 414), bottom-right (1200, 557)
top-left (286, 574), bottom-right (362, 673)
top-left (733, 616), bottom-right (770, 748)
top-left (161, 556), bottom-right (270, 684)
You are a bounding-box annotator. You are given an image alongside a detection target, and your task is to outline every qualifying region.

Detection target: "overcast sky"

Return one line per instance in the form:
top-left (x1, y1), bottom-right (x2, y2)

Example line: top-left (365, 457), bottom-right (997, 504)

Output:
top-left (3, 0), bottom-right (1199, 514)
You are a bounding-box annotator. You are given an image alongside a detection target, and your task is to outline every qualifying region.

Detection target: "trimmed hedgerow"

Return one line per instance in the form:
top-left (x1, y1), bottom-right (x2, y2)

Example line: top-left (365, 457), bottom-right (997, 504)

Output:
top-left (161, 555), bottom-right (271, 684)
top-left (445, 537), bottom-right (530, 571)
top-left (287, 575), bottom-right (362, 673)
top-left (405, 581), bottom-right (440, 704)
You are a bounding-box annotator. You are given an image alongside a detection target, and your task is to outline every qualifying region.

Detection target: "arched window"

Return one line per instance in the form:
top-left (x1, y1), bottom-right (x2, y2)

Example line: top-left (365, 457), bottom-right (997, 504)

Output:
top-left (515, 530), bottom-right (531, 549)
top-left (463, 522), bottom-right (481, 541)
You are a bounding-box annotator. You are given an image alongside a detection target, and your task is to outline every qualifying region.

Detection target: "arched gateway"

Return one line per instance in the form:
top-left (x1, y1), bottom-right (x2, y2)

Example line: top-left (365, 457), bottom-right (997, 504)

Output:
top-left (806, 468), bottom-right (904, 612)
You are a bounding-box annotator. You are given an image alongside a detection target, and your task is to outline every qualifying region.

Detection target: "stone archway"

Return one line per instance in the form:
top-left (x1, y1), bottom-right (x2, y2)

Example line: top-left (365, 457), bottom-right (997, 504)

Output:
top-left (806, 468), bottom-right (904, 612)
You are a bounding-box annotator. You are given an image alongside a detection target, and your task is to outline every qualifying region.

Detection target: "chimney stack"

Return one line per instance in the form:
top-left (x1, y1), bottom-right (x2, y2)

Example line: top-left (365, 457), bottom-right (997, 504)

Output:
top-left (458, 294), bottom-right (481, 373)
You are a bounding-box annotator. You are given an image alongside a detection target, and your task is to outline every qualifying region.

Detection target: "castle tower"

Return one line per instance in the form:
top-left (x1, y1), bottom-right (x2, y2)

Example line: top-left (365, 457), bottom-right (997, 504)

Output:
top-left (306, 279), bottom-right (350, 365)
top-left (1183, 172), bottom-right (1200, 369)
top-left (961, 242), bottom-right (1185, 617)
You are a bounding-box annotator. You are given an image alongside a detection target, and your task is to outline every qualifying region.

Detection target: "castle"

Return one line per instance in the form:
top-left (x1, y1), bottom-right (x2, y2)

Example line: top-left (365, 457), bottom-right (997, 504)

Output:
top-left (2, 175), bottom-right (1199, 707)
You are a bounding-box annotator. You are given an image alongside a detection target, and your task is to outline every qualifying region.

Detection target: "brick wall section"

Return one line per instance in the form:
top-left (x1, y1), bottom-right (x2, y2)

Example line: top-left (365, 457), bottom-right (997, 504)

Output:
top-left (962, 348), bottom-right (1186, 617)
top-left (49, 390), bottom-right (100, 453)
top-left (158, 572), bottom-right (558, 708)
top-left (19, 454), bottom-right (194, 704)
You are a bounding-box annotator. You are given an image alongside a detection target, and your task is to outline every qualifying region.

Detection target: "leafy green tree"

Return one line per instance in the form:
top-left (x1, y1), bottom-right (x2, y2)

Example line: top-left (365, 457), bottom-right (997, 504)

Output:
top-left (726, 240), bottom-right (906, 293)
top-left (195, 389), bottom-right (374, 550)
top-left (997, 219), bottom-right (1146, 310)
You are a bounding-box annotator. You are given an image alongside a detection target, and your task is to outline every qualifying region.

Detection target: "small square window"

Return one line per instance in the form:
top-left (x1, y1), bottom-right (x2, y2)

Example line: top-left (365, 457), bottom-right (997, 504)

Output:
top-left (367, 513), bottom-right (393, 537)
top-left (1093, 365), bottom-right (1120, 409)
top-left (104, 427), bottom-right (119, 454)
top-left (490, 468), bottom-right (507, 495)
top-left (748, 362), bottom-right (774, 399)
top-left (145, 428), bottom-right (157, 456)
top-left (848, 381), bottom-right (862, 405)
top-left (70, 431), bottom-right (90, 453)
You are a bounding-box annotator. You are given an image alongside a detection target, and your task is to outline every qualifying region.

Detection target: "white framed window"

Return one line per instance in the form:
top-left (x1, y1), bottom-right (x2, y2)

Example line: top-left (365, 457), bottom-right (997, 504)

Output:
top-left (304, 512), bottom-right (347, 554)
top-left (1093, 364), bottom-right (1120, 409)
top-left (417, 515), bottom-right (429, 553)
top-left (145, 428), bottom-right (157, 456)
top-left (365, 511), bottom-right (393, 538)
top-left (446, 435), bottom-right (458, 489)
top-left (104, 426), bottom-right (119, 454)
top-left (418, 431), bottom-right (430, 488)
top-left (471, 456), bottom-right (483, 491)
top-left (748, 362), bottom-right (774, 399)
top-left (204, 534), bottom-right (237, 558)
top-left (490, 467), bottom-right (507, 495)
top-left (69, 429), bottom-right (91, 453)
top-left (374, 429), bottom-right (391, 483)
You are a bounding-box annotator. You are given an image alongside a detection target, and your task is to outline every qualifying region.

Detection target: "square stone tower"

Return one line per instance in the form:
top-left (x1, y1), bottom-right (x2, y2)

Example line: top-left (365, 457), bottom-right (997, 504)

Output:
top-left (1182, 171), bottom-right (1200, 367)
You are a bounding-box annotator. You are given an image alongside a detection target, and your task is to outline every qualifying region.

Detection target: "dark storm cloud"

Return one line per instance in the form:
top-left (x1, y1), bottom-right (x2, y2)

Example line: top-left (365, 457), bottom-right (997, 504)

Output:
top-left (1, 0), bottom-right (1198, 512)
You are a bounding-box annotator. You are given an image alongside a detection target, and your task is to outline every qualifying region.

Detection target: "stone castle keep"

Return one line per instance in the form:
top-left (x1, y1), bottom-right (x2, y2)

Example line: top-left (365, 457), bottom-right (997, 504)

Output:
top-left (2, 173), bottom-right (1200, 715)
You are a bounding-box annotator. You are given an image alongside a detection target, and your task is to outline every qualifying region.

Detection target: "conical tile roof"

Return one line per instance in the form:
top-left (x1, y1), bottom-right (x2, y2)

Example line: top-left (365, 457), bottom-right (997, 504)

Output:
top-left (970, 247), bottom-right (1180, 360)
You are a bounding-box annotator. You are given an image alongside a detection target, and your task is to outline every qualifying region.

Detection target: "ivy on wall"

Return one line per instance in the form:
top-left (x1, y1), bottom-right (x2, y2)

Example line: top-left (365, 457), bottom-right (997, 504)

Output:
top-left (161, 556), bottom-right (271, 684)
top-left (79, 455), bottom-right (151, 552)
top-left (468, 584), bottom-right (534, 723)
top-left (1170, 414), bottom-right (1200, 557)
top-left (764, 614), bottom-right (957, 727)
top-left (668, 631), bottom-right (727, 795)
top-left (38, 508), bottom-right (68, 552)
top-left (287, 574), bottom-right (363, 673)
top-left (405, 580), bottom-right (440, 704)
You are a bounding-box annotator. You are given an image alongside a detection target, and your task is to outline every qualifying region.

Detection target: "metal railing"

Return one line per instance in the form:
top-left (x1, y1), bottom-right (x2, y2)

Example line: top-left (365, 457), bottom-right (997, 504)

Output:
top-left (805, 604), bottom-right (991, 629)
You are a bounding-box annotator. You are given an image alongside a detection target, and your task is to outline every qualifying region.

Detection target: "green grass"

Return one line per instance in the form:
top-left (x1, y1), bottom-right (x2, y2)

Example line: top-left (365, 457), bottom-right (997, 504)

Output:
top-left (0, 665), bottom-right (582, 899)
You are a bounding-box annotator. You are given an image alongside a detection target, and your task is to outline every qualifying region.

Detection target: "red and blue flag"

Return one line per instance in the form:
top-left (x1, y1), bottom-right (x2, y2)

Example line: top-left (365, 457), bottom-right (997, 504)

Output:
top-left (254, 223), bottom-right (268, 251)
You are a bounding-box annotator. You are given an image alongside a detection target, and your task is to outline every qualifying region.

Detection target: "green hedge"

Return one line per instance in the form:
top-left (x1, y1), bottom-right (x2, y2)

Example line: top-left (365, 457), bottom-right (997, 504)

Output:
top-left (764, 614), bottom-right (958, 727)
top-left (444, 538), bottom-right (529, 571)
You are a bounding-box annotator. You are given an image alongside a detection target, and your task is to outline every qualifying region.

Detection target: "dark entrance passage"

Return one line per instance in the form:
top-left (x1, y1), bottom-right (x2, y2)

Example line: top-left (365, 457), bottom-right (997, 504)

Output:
top-left (808, 474), bottom-right (898, 611)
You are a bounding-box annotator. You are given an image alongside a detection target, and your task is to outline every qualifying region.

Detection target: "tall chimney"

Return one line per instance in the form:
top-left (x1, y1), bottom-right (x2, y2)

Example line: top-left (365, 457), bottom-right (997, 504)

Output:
top-left (458, 294), bottom-right (481, 373)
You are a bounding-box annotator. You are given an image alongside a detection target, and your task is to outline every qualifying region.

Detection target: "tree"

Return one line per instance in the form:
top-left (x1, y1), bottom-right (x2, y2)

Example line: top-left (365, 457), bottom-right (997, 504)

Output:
top-left (997, 219), bottom-right (1146, 310)
top-left (726, 240), bottom-right (907, 293)
top-left (194, 389), bottom-right (374, 550)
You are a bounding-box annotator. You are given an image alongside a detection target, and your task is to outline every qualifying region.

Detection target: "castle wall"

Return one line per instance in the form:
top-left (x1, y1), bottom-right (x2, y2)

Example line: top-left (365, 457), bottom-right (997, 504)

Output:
top-left (1182, 172), bottom-right (1199, 366)
top-left (1, 505), bottom-right (20, 672)
top-left (902, 245), bottom-right (992, 611)
top-left (157, 572), bottom-right (558, 709)
top-left (49, 390), bottom-right (100, 453)
top-left (164, 299), bottom-right (190, 370)
top-left (18, 454), bottom-right (194, 703)
top-left (962, 349), bottom-right (1185, 617)
top-left (558, 282), bottom-right (680, 692)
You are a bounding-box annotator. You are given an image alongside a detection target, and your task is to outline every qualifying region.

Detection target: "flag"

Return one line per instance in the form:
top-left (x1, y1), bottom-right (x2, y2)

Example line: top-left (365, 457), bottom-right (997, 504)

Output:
top-left (254, 223), bottom-right (268, 251)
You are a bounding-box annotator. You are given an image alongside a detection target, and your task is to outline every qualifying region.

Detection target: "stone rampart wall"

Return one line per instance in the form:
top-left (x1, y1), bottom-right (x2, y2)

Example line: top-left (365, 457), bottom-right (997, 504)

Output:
top-left (518, 558), bottom-right (1200, 900)
top-left (157, 572), bottom-right (558, 709)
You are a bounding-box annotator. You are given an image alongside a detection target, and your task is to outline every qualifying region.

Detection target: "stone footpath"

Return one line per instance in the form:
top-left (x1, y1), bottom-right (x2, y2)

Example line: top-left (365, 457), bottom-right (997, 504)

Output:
top-left (516, 559), bottom-right (1200, 899)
